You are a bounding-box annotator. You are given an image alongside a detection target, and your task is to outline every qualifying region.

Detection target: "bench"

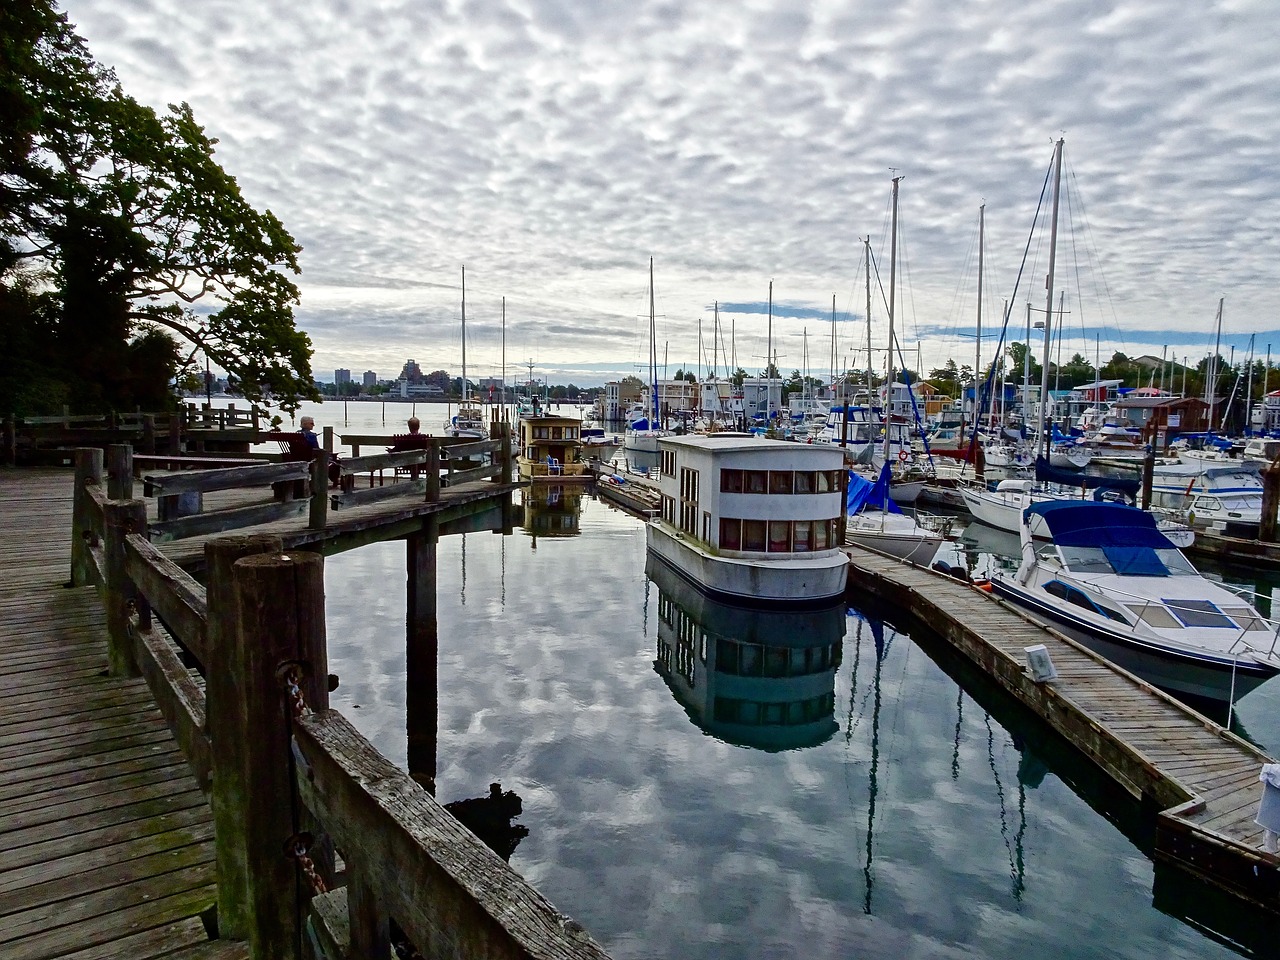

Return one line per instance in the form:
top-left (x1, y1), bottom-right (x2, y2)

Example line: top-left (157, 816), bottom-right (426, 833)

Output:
top-left (388, 433), bottom-right (431, 478)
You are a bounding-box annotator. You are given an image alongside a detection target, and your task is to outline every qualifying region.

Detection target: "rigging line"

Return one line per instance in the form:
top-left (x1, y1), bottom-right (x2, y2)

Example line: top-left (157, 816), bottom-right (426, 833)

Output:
top-left (984, 712), bottom-right (1018, 892)
top-left (1064, 161), bottom-right (1124, 344)
top-left (951, 687), bottom-right (964, 782)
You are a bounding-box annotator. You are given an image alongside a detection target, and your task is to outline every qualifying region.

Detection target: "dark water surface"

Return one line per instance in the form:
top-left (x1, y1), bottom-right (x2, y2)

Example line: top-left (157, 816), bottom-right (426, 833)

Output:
top-left (322, 488), bottom-right (1267, 960)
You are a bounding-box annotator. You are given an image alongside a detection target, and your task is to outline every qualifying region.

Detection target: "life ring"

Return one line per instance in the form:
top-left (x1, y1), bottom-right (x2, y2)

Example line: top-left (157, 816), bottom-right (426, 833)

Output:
top-left (898, 449), bottom-right (910, 463)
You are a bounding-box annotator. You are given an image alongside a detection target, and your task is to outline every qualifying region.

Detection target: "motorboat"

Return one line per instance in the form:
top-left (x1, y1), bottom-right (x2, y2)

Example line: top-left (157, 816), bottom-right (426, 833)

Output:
top-left (990, 499), bottom-right (1280, 703)
top-left (645, 434), bottom-right (849, 605)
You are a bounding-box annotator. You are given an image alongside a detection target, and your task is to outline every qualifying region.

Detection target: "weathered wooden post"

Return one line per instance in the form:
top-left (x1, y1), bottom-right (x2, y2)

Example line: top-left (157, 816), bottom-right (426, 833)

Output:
top-left (142, 414), bottom-right (157, 455)
top-left (106, 444), bottom-right (134, 500)
top-left (70, 447), bottom-right (104, 587)
top-left (425, 442), bottom-right (441, 502)
top-left (102, 499), bottom-right (147, 676)
top-left (1141, 444), bottom-right (1155, 512)
top-left (309, 449), bottom-right (329, 530)
top-left (205, 534), bottom-right (286, 941)
top-left (168, 411), bottom-right (183, 456)
top-left (227, 550), bottom-right (329, 959)
top-left (1260, 460), bottom-right (1280, 543)
top-left (406, 518), bottom-right (440, 792)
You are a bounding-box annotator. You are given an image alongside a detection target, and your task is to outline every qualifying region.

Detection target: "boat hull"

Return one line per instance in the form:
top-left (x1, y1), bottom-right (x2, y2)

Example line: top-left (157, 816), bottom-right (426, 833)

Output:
top-left (843, 527), bottom-right (941, 565)
top-left (646, 526), bottom-right (848, 607)
top-left (990, 578), bottom-right (1278, 702)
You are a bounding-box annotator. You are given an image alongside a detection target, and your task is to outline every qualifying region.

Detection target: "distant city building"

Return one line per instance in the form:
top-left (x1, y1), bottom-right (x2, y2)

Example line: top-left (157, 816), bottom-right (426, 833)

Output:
top-left (399, 359), bottom-right (424, 383)
top-left (335, 368), bottom-right (351, 386)
top-left (363, 370), bottom-right (377, 388)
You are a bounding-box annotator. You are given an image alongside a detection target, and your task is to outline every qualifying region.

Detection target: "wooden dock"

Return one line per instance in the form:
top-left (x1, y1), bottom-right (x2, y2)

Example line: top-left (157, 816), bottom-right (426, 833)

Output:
top-left (1, 437), bottom-right (610, 960)
top-left (844, 544), bottom-right (1280, 911)
top-left (0, 469), bottom-right (238, 960)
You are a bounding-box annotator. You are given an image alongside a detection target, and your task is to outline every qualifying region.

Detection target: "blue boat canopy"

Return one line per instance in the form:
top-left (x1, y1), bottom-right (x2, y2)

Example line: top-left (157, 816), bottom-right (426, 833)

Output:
top-left (1025, 500), bottom-right (1176, 549)
top-left (846, 463), bottom-right (901, 516)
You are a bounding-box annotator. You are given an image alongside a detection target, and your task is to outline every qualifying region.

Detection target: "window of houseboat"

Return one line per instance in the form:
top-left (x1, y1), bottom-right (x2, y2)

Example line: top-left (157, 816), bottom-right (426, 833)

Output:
top-left (745, 470), bottom-right (768, 494)
top-left (794, 471), bottom-right (814, 494)
top-left (768, 520), bottom-right (790, 552)
top-left (793, 521), bottom-right (812, 552)
top-left (720, 469), bottom-right (744, 492)
top-left (743, 519), bottom-right (767, 551)
top-left (720, 518), bottom-right (742, 549)
top-left (815, 471), bottom-right (834, 493)
top-left (661, 450), bottom-right (677, 477)
top-left (770, 471), bottom-right (793, 495)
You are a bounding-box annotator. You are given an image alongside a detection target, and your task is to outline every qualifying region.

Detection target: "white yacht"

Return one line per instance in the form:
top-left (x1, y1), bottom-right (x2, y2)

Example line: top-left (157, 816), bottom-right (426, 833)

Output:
top-left (990, 499), bottom-right (1280, 703)
top-left (646, 435), bottom-right (849, 605)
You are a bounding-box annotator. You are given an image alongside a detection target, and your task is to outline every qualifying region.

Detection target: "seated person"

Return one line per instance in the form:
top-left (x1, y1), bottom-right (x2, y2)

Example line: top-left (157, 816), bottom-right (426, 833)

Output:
top-left (388, 416), bottom-right (430, 452)
top-left (299, 415), bottom-right (342, 487)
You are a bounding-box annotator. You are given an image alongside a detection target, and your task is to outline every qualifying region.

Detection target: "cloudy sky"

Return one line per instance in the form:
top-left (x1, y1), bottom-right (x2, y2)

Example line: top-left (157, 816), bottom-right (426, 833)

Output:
top-left (59, 0), bottom-right (1280, 388)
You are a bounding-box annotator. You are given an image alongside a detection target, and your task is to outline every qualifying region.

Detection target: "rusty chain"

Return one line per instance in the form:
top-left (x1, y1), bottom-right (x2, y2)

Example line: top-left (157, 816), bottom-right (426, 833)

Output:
top-left (280, 663), bottom-right (310, 720)
top-left (283, 832), bottom-right (327, 895)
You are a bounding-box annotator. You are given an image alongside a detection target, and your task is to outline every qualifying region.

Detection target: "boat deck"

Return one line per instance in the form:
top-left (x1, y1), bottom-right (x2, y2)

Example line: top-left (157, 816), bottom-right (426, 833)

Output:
top-left (845, 544), bottom-right (1280, 910)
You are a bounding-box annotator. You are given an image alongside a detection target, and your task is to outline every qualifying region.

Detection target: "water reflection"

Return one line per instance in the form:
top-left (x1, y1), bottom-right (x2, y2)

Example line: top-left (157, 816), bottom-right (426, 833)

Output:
top-left (646, 555), bottom-right (842, 750)
top-left (520, 484), bottom-right (584, 546)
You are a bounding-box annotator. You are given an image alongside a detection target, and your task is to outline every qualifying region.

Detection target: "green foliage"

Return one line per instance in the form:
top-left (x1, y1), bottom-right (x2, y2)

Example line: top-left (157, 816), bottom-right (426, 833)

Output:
top-left (0, 1), bottom-right (318, 415)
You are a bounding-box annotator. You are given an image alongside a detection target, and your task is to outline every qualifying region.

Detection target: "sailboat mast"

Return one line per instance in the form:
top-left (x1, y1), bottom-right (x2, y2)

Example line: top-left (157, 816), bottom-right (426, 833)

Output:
top-left (864, 237), bottom-right (873, 403)
top-left (1036, 138), bottom-right (1064, 461)
top-left (460, 265), bottom-right (468, 405)
top-left (649, 258), bottom-right (658, 423)
top-left (974, 203), bottom-right (984, 440)
top-left (1206, 297), bottom-right (1224, 414)
top-left (884, 177), bottom-right (901, 466)
top-left (501, 296), bottom-right (506, 420)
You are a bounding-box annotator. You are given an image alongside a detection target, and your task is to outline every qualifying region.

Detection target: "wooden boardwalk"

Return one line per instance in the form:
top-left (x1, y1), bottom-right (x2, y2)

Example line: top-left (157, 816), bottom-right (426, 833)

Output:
top-left (845, 544), bottom-right (1280, 909)
top-left (0, 469), bottom-right (240, 960)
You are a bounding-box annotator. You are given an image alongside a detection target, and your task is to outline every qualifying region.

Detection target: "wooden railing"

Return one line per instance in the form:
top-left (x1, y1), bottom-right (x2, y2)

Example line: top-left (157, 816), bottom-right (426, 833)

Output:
top-left (66, 439), bottom-right (605, 959)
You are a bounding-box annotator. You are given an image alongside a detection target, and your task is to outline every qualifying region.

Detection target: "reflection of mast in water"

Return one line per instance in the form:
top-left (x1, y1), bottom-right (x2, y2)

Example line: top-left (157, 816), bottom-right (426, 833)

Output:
top-left (862, 616), bottom-right (886, 915)
top-left (984, 713), bottom-right (1027, 902)
top-left (952, 688), bottom-right (964, 781)
top-left (460, 532), bottom-right (467, 605)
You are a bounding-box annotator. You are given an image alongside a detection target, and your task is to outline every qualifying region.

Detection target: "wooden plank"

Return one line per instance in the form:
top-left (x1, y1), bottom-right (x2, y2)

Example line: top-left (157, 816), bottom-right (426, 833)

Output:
top-left (0, 791), bottom-right (208, 863)
top-left (51, 918), bottom-right (212, 960)
top-left (142, 460), bottom-right (309, 496)
top-left (0, 774), bottom-right (203, 842)
top-left (125, 534), bottom-right (208, 665)
top-left (0, 761), bottom-right (195, 821)
top-left (149, 499), bottom-right (307, 542)
top-left (331, 480), bottom-right (427, 510)
top-left (129, 619), bottom-right (211, 793)
top-left (0, 725), bottom-right (176, 778)
top-left (295, 709), bottom-right (610, 960)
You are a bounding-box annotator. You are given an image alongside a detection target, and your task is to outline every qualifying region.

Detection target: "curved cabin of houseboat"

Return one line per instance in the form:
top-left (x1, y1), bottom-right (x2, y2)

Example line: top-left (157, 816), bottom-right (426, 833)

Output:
top-left (645, 435), bottom-right (849, 605)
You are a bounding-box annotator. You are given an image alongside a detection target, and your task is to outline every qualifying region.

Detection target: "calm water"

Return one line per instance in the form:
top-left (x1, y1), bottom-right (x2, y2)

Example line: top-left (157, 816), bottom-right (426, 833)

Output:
top-left (233, 399), bottom-right (1278, 957)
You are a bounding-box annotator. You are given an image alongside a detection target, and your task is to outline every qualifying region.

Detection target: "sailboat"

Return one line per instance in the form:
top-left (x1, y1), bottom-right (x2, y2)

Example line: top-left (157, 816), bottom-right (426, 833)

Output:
top-left (445, 266), bottom-right (486, 443)
top-left (842, 177), bottom-right (946, 566)
top-left (624, 258), bottom-right (671, 454)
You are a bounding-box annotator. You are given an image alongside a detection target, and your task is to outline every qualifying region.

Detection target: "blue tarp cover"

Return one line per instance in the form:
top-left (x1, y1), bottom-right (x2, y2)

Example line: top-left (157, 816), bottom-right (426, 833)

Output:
top-left (1025, 500), bottom-right (1176, 549)
top-left (846, 463), bottom-right (902, 516)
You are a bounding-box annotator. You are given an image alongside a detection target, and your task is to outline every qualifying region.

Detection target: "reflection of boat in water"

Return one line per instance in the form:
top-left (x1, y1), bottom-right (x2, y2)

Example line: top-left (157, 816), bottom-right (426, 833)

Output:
top-left (520, 484), bottom-right (583, 544)
top-left (647, 553), bottom-right (842, 750)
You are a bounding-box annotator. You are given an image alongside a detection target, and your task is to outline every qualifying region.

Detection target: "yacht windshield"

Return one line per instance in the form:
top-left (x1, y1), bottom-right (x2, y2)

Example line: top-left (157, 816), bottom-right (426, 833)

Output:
top-left (1060, 545), bottom-right (1198, 577)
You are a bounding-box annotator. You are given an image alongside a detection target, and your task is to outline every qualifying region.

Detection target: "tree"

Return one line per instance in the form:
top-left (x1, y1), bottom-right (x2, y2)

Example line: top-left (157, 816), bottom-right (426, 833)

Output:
top-left (1, 2), bottom-right (318, 414)
top-left (1006, 342), bottom-right (1042, 385)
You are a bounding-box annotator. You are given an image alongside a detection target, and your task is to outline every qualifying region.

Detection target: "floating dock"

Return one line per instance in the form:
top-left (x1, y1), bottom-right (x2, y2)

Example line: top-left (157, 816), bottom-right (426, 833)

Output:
top-left (844, 544), bottom-right (1280, 912)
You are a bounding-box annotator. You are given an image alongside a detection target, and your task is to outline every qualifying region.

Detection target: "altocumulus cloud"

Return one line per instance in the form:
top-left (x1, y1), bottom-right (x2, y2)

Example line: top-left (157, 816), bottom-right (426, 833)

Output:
top-left (59, 0), bottom-right (1280, 384)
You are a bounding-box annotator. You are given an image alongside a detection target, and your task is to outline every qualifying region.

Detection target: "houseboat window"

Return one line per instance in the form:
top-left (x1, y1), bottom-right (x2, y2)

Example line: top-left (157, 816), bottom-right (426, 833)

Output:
top-left (551, 427), bottom-right (563, 439)
top-left (661, 495), bottom-right (675, 524)
top-left (746, 470), bottom-right (768, 494)
top-left (720, 469), bottom-right (744, 492)
top-left (815, 471), bottom-right (834, 493)
top-left (793, 521), bottom-right (812, 552)
top-left (525, 447), bottom-right (537, 459)
top-left (567, 427), bottom-right (577, 439)
top-left (720, 518), bottom-right (742, 550)
top-left (813, 520), bottom-right (829, 550)
top-left (764, 646), bottom-right (788, 677)
top-left (743, 519), bottom-right (767, 551)
top-left (739, 643), bottom-right (762, 676)
top-left (770, 471), bottom-right (793, 495)
top-left (794, 472), bottom-right (814, 494)
top-left (535, 427), bottom-right (549, 439)
top-left (661, 450), bottom-right (677, 477)
top-left (702, 512), bottom-right (710, 542)
top-left (768, 521), bottom-right (790, 552)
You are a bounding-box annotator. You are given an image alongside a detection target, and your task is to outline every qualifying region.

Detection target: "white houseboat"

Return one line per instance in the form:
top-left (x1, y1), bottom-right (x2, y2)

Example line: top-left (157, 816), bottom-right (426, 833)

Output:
top-left (646, 435), bottom-right (849, 605)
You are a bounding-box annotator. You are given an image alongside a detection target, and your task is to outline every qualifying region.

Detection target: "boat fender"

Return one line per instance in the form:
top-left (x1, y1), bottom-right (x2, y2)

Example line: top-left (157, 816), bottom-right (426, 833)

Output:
top-left (932, 560), bottom-right (953, 576)
top-left (973, 579), bottom-right (993, 592)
